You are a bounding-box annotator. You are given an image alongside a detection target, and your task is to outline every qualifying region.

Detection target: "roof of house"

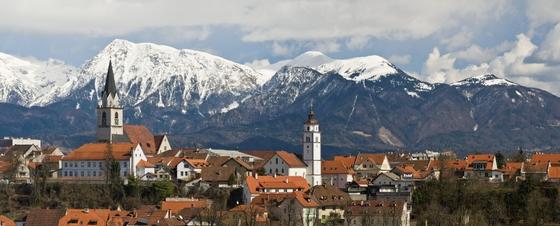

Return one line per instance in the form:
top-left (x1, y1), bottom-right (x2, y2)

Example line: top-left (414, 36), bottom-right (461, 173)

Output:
top-left (525, 161), bottom-right (549, 173)
top-left (59, 209), bottom-right (130, 226)
top-left (161, 199), bottom-right (207, 214)
top-left (465, 154), bottom-right (495, 170)
top-left (505, 162), bottom-right (523, 171)
top-left (275, 150), bottom-right (306, 168)
top-left (251, 191), bottom-right (318, 208)
top-left (184, 159), bottom-right (209, 169)
top-left (137, 159), bottom-right (156, 168)
top-left (147, 157), bottom-right (183, 168)
top-left (444, 160), bottom-right (468, 171)
top-left (322, 160), bottom-right (354, 174)
top-left (42, 147), bottom-right (62, 155)
top-left (223, 157), bottom-right (254, 170)
top-left (63, 143), bottom-right (136, 161)
top-left (392, 164), bottom-right (426, 179)
top-left (154, 135), bottom-right (166, 150)
top-left (123, 125), bottom-right (156, 155)
top-left (0, 215), bottom-right (15, 226)
top-left (243, 151), bottom-right (277, 162)
top-left (156, 148), bottom-right (209, 159)
top-left (308, 184), bottom-right (352, 206)
top-left (200, 166), bottom-right (237, 183)
top-left (548, 165), bottom-right (560, 180)
top-left (355, 153), bottom-right (386, 165)
top-left (25, 208), bottom-right (66, 226)
top-left (245, 175), bottom-right (309, 194)
top-left (531, 153), bottom-right (560, 164)
top-left (333, 155), bottom-right (357, 167)
top-left (206, 156), bottom-right (231, 167)
top-left (373, 172), bottom-right (401, 182)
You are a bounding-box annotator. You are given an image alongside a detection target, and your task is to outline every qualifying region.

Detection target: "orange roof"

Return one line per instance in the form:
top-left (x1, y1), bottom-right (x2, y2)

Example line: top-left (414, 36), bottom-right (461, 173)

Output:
top-left (333, 155), bottom-right (356, 168)
top-left (548, 165), bottom-right (560, 179)
top-left (322, 160), bottom-right (354, 174)
top-left (251, 191), bottom-right (318, 208)
top-left (444, 160), bottom-right (468, 170)
top-left (531, 153), bottom-right (560, 164)
top-left (355, 153), bottom-right (386, 165)
top-left (275, 151), bottom-right (306, 168)
top-left (0, 215), bottom-right (15, 226)
top-left (505, 162), bottom-right (523, 171)
top-left (137, 160), bottom-right (155, 168)
top-left (466, 154), bottom-right (494, 164)
top-left (525, 161), bottom-right (549, 173)
top-left (43, 155), bottom-right (63, 163)
top-left (123, 125), bottom-right (156, 155)
top-left (246, 175), bottom-right (309, 194)
top-left (147, 156), bottom-right (183, 168)
top-left (58, 209), bottom-right (128, 226)
top-left (161, 199), bottom-right (207, 214)
top-left (185, 159), bottom-right (209, 169)
top-left (63, 143), bottom-right (136, 161)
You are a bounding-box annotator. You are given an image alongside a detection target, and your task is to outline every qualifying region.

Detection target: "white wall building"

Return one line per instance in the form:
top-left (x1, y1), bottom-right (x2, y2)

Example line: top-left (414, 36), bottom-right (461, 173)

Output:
top-left (263, 150), bottom-right (307, 177)
top-left (303, 110), bottom-right (322, 186)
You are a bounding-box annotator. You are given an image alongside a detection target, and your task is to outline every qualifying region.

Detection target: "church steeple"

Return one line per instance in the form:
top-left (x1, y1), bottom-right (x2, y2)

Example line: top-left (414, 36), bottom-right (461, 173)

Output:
top-left (303, 109), bottom-right (322, 186)
top-left (102, 60), bottom-right (118, 98)
top-left (96, 61), bottom-right (124, 143)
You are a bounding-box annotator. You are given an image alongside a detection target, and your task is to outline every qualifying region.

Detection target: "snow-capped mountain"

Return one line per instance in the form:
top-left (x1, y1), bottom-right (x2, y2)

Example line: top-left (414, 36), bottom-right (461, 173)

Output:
top-left (0, 53), bottom-right (78, 106)
top-left (2, 40), bottom-right (560, 153)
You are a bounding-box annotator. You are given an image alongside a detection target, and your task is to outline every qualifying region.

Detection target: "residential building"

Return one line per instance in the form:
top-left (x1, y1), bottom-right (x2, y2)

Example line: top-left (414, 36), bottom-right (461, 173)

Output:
top-left (464, 154), bottom-right (503, 182)
top-left (303, 110), bottom-right (322, 186)
top-left (321, 160), bottom-right (354, 189)
top-left (244, 175), bottom-right (310, 203)
top-left (369, 172), bottom-right (413, 202)
top-left (260, 191), bottom-right (319, 226)
top-left (176, 159), bottom-right (207, 181)
top-left (0, 137), bottom-right (41, 149)
top-left (308, 184), bottom-right (352, 224)
top-left (60, 143), bottom-right (148, 181)
top-left (200, 166), bottom-right (241, 188)
top-left (263, 150), bottom-right (307, 177)
top-left (353, 153), bottom-right (391, 179)
top-left (161, 198), bottom-right (208, 215)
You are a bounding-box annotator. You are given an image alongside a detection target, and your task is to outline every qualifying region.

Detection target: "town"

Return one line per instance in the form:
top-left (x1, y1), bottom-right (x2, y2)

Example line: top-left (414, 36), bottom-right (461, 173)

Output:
top-left (0, 62), bottom-right (559, 226)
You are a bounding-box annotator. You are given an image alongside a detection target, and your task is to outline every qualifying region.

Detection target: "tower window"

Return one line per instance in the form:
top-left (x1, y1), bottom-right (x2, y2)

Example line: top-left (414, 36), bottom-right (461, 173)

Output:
top-left (102, 112), bottom-right (107, 126)
top-left (306, 137), bottom-right (311, 142)
top-left (114, 112), bottom-right (119, 125)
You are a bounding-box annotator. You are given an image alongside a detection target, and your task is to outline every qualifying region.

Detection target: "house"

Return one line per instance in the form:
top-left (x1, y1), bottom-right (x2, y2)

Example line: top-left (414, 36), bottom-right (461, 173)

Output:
top-left (0, 137), bottom-right (41, 149)
top-left (244, 175), bottom-right (310, 203)
top-left (260, 191), bottom-right (319, 226)
top-left (464, 154), bottom-right (503, 182)
top-left (321, 160), bottom-right (354, 189)
top-left (57, 208), bottom-right (131, 226)
top-left (308, 184), bottom-right (352, 224)
top-left (391, 160), bottom-right (440, 181)
top-left (161, 198), bottom-right (208, 215)
top-left (527, 153), bottom-right (560, 181)
top-left (0, 215), bottom-right (15, 226)
top-left (0, 144), bottom-right (41, 181)
top-left (369, 172), bottom-right (413, 202)
top-left (223, 204), bottom-right (269, 226)
top-left (176, 159), bottom-right (207, 181)
top-left (352, 153), bottom-right (391, 179)
top-left (200, 166), bottom-right (241, 188)
top-left (345, 200), bottom-right (411, 226)
top-left (60, 143), bottom-right (148, 181)
top-left (222, 157), bottom-right (256, 177)
top-left (262, 150), bottom-right (307, 177)
top-left (443, 159), bottom-right (468, 178)
top-left (147, 157), bottom-right (184, 180)
top-left (25, 208), bottom-right (66, 226)
top-left (503, 162), bottom-right (524, 181)
top-left (154, 135), bottom-right (173, 154)
top-left (346, 180), bottom-right (369, 201)
top-left (546, 165), bottom-right (560, 182)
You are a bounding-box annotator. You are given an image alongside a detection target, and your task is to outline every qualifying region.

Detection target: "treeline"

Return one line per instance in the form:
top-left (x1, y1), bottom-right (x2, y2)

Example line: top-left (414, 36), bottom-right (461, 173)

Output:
top-left (412, 176), bottom-right (560, 226)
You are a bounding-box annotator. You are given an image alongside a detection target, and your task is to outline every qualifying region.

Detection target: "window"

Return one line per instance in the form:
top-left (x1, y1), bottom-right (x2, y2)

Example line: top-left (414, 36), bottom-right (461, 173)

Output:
top-left (64, 171), bottom-right (68, 177)
top-left (281, 168), bottom-right (285, 174)
top-left (114, 112), bottom-right (119, 125)
top-left (276, 158), bottom-right (278, 164)
top-left (87, 162), bottom-right (91, 167)
top-left (69, 171), bottom-right (72, 177)
top-left (306, 137), bottom-right (311, 142)
top-left (99, 162), bottom-right (103, 168)
top-left (93, 171), bottom-right (96, 177)
top-left (102, 112), bottom-right (107, 126)
top-left (64, 162), bottom-right (68, 168)
top-left (81, 171), bottom-right (84, 176)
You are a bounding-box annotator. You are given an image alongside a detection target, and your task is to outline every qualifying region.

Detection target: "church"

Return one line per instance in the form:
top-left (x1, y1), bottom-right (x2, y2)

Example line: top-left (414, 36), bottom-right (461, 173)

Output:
top-left (60, 61), bottom-right (172, 181)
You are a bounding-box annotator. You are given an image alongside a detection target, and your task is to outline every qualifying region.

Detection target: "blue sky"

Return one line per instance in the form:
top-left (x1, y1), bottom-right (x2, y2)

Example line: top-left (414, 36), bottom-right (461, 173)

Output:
top-left (2, 0), bottom-right (560, 94)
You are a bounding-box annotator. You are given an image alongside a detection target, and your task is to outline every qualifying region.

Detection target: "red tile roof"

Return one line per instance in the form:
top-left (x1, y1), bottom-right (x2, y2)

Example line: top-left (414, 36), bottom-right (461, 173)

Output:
top-left (246, 175), bottom-right (309, 194)
top-left (548, 165), bottom-right (560, 180)
top-left (275, 151), bottom-right (306, 168)
top-left (124, 125), bottom-right (156, 155)
top-left (161, 199), bottom-right (207, 214)
top-left (0, 215), bottom-right (15, 226)
top-left (322, 160), bottom-right (354, 174)
top-left (531, 153), bottom-right (560, 164)
top-left (137, 160), bottom-right (155, 168)
top-left (355, 153), bottom-right (386, 165)
top-left (25, 208), bottom-right (66, 226)
top-left (63, 143), bottom-right (136, 161)
top-left (333, 155), bottom-right (357, 168)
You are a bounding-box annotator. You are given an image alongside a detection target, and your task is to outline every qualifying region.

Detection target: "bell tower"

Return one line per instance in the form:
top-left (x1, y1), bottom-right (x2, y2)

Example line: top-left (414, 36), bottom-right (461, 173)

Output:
top-left (96, 61), bottom-right (124, 143)
top-left (303, 110), bottom-right (322, 186)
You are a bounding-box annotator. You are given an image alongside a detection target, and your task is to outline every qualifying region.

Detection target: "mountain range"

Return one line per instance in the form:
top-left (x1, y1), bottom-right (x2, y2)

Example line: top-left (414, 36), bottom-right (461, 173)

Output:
top-left (1, 39), bottom-right (560, 156)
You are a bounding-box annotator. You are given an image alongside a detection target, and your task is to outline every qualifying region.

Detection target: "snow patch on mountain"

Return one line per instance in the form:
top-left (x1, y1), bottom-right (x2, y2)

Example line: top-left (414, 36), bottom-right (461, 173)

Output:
top-left (316, 55), bottom-right (398, 82)
top-left (0, 52), bottom-right (79, 106)
top-left (452, 74), bottom-right (518, 87)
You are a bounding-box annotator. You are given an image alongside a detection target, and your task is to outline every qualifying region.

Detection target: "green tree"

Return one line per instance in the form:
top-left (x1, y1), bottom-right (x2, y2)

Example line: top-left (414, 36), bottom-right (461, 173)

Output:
top-left (495, 151), bottom-right (506, 169)
top-left (152, 180), bottom-right (174, 202)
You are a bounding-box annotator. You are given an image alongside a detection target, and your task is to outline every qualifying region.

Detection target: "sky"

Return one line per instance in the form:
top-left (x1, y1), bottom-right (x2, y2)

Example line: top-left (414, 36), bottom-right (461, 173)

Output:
top-left (2, 0), bottom-right (560, 94)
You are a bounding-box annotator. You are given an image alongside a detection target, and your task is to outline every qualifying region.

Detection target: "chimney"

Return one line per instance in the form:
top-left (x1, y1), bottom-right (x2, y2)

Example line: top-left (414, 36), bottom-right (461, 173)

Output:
top-left (255, 173), bottom-right (258, 179)
top-left (284, 178), bottom-right (289, 183)
top-left (83, 208), bottom-right (89, 213)
top-left (273, 173), bottom-right (277, 178)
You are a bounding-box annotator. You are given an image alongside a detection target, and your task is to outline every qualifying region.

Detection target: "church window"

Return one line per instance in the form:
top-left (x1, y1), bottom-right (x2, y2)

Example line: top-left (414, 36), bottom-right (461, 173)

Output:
top-left (102, 112), bottom-right (107, 126)
top-left (114, 112), bottom-right (119, 125)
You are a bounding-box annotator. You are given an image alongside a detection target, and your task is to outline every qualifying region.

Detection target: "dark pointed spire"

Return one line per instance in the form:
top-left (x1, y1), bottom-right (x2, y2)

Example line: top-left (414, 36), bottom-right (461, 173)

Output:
top-left (102, 60), bottom-right (118, 97)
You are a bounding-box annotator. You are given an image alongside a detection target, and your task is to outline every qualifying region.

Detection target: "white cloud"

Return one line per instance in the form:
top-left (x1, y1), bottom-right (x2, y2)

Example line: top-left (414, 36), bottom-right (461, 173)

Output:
top-left (526, 0), bottom-right (560, 30)
top-left (0, 0), bottom-right (508, 42)
top-left (423, 33), bottom-right (560, 95)
top-left (536, 23), bottom-right (560, 63)
top-left (346, 36), bottom-right (369, 50)
top-left (271, 42), bottom-right (293, 56)
top-left (441, 30), bottom-right (473, 50)
top-left (312, 40), bottom-right (340, 53)
top-left (388, 54), bottom-right (411, 65)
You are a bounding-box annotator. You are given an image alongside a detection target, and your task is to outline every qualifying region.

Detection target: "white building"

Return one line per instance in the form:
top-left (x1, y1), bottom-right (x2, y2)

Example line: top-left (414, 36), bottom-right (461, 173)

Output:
top-left (321, 160), bottom-right (354, 189)
top-left (303, 110), bottom-right (322, 186)
top-left (0, 137), bottom-right (42, 149)
top-left (96, 61), bottom-right (124, 143)
top-left (60, 143), bottom-right (149, 181)
top-left (263, 150), bottom-right (307, 177)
